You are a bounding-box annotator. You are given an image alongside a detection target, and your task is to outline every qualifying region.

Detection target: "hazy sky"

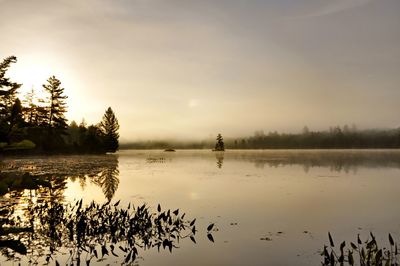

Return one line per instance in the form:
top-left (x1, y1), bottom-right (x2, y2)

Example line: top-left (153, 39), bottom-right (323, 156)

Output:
top-left (1, 0), bottom-right (399, 140)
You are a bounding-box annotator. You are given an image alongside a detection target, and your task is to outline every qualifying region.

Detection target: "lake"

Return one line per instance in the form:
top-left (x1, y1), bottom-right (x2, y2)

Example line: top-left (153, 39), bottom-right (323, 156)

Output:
top-left (1, 149), bottom-right (400, 265)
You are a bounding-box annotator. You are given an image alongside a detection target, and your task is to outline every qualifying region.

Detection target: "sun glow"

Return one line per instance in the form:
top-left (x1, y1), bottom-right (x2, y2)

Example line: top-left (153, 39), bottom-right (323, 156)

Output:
top-left (9, 62), bottom-right (55, 102)
top-left (6, 57), bottom-right (80, 117)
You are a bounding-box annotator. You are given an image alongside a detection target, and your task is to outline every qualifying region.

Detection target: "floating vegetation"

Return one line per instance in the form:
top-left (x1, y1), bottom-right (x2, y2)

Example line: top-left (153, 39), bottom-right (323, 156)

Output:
top-left (321, 232), bottom-right (399, 266)
top-left (0, 155), bottom-right (119, 177)
top-left (0, 156), bottom-right (120, 201)
top-left (0, 199), bottom-right (214, 265)
top-left (0, 172), bottom-right (52, 195)
top-left (146, 157), bottom-right (166, 163)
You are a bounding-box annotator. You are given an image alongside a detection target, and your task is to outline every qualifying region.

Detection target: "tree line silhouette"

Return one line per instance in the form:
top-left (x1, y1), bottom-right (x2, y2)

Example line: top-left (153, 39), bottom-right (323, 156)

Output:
top-left (233, 126), bottom-right (400, 149)
top-left (122, 125), bottom-right (400, 150)
top-left (0, 56), bottom-right (119, 153)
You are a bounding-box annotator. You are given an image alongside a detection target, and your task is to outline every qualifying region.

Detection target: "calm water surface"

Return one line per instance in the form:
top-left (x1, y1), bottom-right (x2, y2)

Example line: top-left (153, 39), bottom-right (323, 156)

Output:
top-left (1, 149), bottom-right (400, 265)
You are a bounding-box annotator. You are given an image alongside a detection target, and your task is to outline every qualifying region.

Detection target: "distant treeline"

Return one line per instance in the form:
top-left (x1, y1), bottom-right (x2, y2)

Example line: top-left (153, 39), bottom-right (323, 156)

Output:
top-left (121, 126), bottom-right (400, 150)
top-left (0, 56), bottom-right (119, 154)
top-left (121, 140), bottom-right (211, 150)
top-left (235, 126), bottom-right (400, 149)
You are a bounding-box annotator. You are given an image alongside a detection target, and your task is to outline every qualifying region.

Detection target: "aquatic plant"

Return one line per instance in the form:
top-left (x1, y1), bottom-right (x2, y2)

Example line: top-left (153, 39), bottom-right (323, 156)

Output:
top-left (321, 232), bottom-right (399, 266)
top-left (0, 199), bottom-right (212, 265)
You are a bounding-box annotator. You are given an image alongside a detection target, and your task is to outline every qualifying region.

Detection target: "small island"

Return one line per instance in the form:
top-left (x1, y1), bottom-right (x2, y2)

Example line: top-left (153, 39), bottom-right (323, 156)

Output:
top-left (212, 133), bottom-right (225, 151)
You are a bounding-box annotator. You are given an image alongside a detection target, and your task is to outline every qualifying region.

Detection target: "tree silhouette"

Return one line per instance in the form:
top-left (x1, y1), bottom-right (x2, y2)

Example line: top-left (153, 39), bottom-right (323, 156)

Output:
top-left (214, 133), bottom-right (225, 151)
top-left (100, 107), bottom-right (119, 152)
top-left (0, 56), bottom-right (125, 153)
top-left (43, 76), bottom-right (68, 131)
top-left (40, 76), bottom-right (68, 149)
top-left (7, 98), bottom-right (24, 142)
top-left (82, 125), bottom-right (103, 153)
top-left (0, 56), bottom-right (20, 111)
top-left (0, 56), bottom-right (21, 142)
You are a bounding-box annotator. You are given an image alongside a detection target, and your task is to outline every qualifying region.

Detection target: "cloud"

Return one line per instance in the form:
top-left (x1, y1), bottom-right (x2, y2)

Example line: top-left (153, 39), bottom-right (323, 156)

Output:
top-left (287, 0), bottom-right (374, 19)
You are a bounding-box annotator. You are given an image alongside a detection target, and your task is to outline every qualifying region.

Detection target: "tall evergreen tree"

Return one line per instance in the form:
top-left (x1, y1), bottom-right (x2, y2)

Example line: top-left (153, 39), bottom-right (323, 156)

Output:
top-left (100, 107), bottom-right (119, 152)
top-left (0, 56), bottom-right (21, 142)
top-left (43, 76), bottom-right (68, 132)
top-left (0, 56), bottom-right (20, 113)
top-left (214, 133), bottom-right (225, 151)
top-left (41, 76), bottom-right (68, 149)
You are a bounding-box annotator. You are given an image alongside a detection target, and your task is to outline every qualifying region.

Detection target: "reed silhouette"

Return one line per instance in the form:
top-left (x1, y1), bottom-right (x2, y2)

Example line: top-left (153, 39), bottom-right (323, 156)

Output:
top-left (0, 157), bottom-right (215, 264)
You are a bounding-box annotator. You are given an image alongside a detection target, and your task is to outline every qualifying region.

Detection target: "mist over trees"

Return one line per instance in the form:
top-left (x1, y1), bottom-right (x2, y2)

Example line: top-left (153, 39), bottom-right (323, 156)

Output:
top-left (121, 125), bottom-right (400, 150)
top-left (0, 56), bottom-right (119, 154)
top-left (2, 55), bottom-right (399, 153)
top-left (235, 126), bottom-right (400, 149)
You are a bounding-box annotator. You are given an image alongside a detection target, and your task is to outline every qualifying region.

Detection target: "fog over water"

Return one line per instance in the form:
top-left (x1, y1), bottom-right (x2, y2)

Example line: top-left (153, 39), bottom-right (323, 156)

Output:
top-left (1, 0), bottom-right (399, 140)
top-left (2, 150), bottom-right (400, 265)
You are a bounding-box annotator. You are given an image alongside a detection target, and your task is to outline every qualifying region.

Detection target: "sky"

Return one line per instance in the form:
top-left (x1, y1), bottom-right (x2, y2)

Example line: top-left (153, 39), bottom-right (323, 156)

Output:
top-left (0, 0), bottom-right (399, 141)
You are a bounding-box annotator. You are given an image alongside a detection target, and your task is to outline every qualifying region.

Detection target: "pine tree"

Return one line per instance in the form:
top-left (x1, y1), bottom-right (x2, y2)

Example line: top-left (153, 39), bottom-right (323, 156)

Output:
top-left (100, 107), bottom-right (119, 152)
top-left (214, 133), bottom-right (225, 151)
top-left (42, 76), bottom-right (68, 132)
top-left (0, 56), bottom-right (21, 115)
top-left (41, 76), bottom-right (68, 149)
top-left (0, 56), bottom-right (21, 142)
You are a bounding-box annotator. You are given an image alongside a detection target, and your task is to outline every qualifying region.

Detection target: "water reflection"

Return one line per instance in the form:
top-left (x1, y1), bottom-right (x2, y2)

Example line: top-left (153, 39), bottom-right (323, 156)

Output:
top-left (132, 149), bottom-right (400, 173)
top-left (215, 152), bottom-right (224, 169)
top-left (3, 150), bottom-right (400, 265)
top-left (225, 150), bottom-right (400, 172)
top-left (0, 197), bottom-right (198, 264)
top-left (0, 162), bottom-right (201, 264)
top-left (1, 155), bottom-right (120, 201)
top-left (90, 163), bottom-right (119, 201)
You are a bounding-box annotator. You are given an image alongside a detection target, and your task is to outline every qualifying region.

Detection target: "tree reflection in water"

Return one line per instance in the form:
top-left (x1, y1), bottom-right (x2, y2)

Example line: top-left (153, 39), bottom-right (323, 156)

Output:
top-left (0, 156), bottom-right (205, 264)
top-left (215, 152), bottom-right (224, 169)
top-left (1, 155), bottom-right (120, 201)
top-left (90, 159), bottom-right (120, 202)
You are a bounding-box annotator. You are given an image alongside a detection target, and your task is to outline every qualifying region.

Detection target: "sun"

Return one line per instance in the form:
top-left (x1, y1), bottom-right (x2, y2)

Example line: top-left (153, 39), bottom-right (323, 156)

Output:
top-left (6, 56), bottom-right (84, 123)
top-left (11, 64), bottom-right (52, 101)
top-left (4, 55), bottom-right (95, 124)
top-left (7, 59), bottom-right (66, 104)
